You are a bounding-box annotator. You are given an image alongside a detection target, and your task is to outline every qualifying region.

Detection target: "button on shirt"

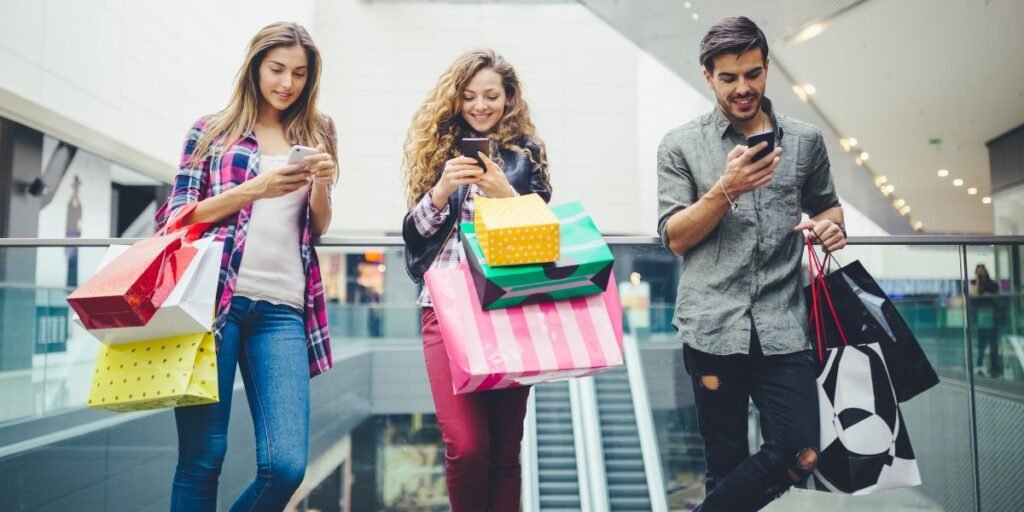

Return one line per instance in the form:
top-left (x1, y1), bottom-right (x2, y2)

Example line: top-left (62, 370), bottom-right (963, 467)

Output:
top-left (656, 98), bottom-right (841, 356)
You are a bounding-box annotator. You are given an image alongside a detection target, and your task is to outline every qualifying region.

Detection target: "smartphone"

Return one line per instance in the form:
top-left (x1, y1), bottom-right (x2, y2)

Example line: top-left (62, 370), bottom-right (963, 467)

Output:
top-left (287, 145), bottom-right (319, 165)
top-left (746, 131), bottom-right (775, 162)
top-left (460, 138), bottom-right (490, 172)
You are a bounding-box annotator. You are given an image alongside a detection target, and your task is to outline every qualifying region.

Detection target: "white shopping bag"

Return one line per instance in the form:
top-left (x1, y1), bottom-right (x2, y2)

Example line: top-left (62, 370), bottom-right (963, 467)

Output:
top-left (73, 236), bottom-right (222, 344)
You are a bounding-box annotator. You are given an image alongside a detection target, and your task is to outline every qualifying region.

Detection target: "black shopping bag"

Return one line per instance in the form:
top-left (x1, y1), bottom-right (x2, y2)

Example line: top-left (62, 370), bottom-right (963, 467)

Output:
top-left (803, 255), bottom-right (939, 402)
top-left (801, 242), bottom-right (922, 494)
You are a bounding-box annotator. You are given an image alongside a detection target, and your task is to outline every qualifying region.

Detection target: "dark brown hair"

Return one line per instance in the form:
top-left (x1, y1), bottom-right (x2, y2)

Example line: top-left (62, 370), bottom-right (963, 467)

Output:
top-left (699, 16), bottom-right (769, 73)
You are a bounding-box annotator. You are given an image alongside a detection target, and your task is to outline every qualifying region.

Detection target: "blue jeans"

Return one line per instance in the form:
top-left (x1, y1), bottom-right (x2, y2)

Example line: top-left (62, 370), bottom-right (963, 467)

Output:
top-left (171, 296), bottom-right (310, 512)
top-left (686, 325), bottom-right (820, 512)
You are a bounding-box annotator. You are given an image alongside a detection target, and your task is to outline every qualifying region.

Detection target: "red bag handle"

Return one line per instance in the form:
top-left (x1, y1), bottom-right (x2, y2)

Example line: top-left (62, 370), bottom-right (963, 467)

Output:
top-left (156, 202), bottom-right (212, 241)
top-left (807, 237), bottom-right (849, 361)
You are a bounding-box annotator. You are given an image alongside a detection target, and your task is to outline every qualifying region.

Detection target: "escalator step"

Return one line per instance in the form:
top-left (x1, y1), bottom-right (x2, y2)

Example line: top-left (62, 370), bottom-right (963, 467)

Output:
top-left (609, 496), bottom-right (653, 509)
top-left (608, 482), bottom-right (651, 496)
top-left (605, 459), bottom-right (645, 471)
top-left (603, 446), bottom-right (646, 458)
top-left (539, 456), bottom-right (578, 470)
top-left (538, 468), bottom-right (579, 482)
top-left (606, 471), bottom-right (648, 484)
top-left (539, 498), bottom-right (583, 509)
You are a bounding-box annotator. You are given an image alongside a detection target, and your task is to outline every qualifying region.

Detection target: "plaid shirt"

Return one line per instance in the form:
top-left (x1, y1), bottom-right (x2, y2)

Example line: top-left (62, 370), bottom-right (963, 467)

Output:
top-left (155, 116), bottom-right (333, 378)
top-left (414, 185), bottom-right (478, 306)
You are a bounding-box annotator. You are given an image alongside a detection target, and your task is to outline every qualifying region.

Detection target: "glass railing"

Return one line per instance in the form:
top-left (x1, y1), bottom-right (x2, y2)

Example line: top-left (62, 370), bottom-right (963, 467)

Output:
top-left (1, 236), bottom-right (1022, 511)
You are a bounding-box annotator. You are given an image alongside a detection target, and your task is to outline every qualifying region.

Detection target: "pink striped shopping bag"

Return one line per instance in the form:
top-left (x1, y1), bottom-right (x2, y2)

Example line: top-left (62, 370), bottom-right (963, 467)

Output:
top-left (424, 262), bottom-right (624, 394)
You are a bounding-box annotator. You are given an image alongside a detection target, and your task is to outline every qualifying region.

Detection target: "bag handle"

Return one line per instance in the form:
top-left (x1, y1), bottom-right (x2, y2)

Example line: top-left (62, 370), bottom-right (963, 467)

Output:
top-left (807, 237), bottom-right (850, 360)
top-left (156, 202), bottom-right (212, 241)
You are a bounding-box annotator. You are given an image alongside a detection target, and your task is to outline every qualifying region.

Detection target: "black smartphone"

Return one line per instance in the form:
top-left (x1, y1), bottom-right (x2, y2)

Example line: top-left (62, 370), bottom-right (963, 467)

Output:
top-left (460, 138), bottom-right (490, 172)
top-left (747, 131), bottom-right (775, 162)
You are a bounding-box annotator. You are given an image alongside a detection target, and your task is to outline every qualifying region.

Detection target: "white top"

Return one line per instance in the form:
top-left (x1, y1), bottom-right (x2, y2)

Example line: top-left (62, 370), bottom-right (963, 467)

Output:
top-left (233, 154), bottom-right (308, 308)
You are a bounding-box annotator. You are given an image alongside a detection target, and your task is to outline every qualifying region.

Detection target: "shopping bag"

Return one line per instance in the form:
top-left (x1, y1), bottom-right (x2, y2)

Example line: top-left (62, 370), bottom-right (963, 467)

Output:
top-left (802, 255), bottom-right (939, 402)
top-left (67, 203), bottom-right (211, 329)
top-left (424, 261), bottom-right (623, 394)
top-left (87, 331), bottom-right (219, 412)
top-left (474, 193), bottom-right (560, 266)
top-left (802, 242), bottom-right (922, 494)
top-left (73, 237), bottom-right (222, 344)
top-left (462, 201), bottom-right (614, 310)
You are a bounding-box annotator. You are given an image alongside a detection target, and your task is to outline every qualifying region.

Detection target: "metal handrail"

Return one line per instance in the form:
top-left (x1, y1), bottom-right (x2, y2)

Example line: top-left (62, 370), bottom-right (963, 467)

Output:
top-left (622, 335), bottom-right (669, 512)
top-left (1, 235), bottom-right (1023, 247)
top-left (570, 376), bottom-right (609, 512)
top-left (521, 389), bottom-right (541, 512)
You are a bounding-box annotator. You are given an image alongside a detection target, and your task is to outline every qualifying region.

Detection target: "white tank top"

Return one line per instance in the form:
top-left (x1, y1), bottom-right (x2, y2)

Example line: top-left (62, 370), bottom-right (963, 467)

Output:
top-left (233, 154), bottom-right (308, 308)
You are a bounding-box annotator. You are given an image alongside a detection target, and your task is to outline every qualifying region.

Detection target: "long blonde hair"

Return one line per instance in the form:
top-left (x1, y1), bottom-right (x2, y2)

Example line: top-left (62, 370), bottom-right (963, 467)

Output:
top-left (402, 49), bottom-right (549, 209)
top-left (189, 22), bottom-right (337, 169)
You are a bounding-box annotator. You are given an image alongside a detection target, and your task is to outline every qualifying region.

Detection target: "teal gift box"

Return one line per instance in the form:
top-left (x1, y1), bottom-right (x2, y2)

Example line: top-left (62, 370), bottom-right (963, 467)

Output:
top-left (461, 201), bottom-right (614, 310)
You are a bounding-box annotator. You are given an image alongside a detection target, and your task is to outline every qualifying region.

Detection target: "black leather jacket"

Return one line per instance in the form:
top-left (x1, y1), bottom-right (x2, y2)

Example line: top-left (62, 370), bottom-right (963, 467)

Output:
top-left (403, 138), bottom-right (552, 285)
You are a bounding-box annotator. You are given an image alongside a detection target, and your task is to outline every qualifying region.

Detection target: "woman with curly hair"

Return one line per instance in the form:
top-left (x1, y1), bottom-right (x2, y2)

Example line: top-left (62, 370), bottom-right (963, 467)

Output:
top-left (401, 49), bottom-right (552, 512)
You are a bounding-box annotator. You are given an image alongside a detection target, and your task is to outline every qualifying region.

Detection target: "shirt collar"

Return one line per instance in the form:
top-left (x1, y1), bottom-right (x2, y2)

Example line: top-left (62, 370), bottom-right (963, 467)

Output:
top-left (711, 96), bottom-right (785, 142)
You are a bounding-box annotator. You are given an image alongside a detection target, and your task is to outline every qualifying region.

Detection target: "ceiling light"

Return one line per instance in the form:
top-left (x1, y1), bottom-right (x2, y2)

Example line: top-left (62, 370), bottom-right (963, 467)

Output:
top-left (893, 199), bottom-right (906, 208)
top-left (937, 169), bottom-right (949, 177)
top-left (684, 1), bottom-right (692, 8)
top-left (899, 206), bottom-right (911, 215)
top-left (874, 176), bottom-right (887, 187)
top-left (884, 184), bottom-right (896, 194)
top-left (982, 197), bottom-right (992, 204)
top-left (692, 13), bottom-right (700, 20)
top-left (859, 151), bottom-right (870, 161)
top-left (792, 85), bottom-right (808, 102)
top-left (967, 187), bottom-right (978, 195)
top-left (839, 138), bottom-right (851, 151)
top-left (789, 22), bottom-right (828, 45)
top-left (913, 221), bottom-right (924, 231)
top-left (953, 179), bottom-right (964, 187)
top-left (847, 137), bottom-right (858, 146)
top-left (803, 84), bottom-right (816, 95)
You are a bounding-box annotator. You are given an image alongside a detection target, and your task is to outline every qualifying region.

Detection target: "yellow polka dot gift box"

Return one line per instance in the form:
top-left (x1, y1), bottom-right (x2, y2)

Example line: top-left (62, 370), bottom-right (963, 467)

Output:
top-left (474, 193), bottom-right (560, 267)
top-left (87, 331), bottom-right (219, 412)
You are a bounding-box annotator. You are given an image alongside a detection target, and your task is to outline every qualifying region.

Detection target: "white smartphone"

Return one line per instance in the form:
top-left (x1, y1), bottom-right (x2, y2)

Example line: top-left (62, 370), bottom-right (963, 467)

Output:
top-left (287, 145), bottom-right (318, 165)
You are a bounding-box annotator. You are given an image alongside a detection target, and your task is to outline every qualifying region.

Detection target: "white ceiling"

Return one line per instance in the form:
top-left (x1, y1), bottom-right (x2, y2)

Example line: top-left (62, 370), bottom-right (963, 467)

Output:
top-left (773, 0), bottom-right (1024, 233)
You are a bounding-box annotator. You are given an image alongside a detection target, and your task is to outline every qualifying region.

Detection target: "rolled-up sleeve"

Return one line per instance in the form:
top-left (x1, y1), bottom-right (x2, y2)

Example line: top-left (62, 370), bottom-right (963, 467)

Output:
top-left (801, 130), bottom-right (841, 216)
top-left (155, 118), bottom-right (210, 229)
top-left (411, 189), bottom-right (451, 238)
top-left (657, 132), bottom-right (697, 250)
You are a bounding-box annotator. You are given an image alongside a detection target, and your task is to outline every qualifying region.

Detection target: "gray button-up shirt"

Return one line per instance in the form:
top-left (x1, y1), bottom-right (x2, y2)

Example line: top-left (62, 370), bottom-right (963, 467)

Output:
top-left (657, 98), bottom-right (840, 356)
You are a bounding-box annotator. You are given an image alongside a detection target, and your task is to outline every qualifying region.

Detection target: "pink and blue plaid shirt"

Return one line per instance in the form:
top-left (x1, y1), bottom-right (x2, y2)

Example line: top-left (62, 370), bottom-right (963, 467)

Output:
top-left (155, 116), bottom-right (334, 378)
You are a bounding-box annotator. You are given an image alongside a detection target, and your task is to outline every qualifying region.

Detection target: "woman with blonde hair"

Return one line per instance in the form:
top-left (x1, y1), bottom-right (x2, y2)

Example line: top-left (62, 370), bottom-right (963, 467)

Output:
top-left (155, 21), bottom-right (338, 511)
top-left (401, 49), bottom-right (552, 512)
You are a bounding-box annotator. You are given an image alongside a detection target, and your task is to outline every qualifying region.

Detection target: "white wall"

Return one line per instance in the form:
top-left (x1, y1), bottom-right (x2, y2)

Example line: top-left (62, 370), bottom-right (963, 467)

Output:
top-left (0, 0), bottom-right (316, 179)
top-left (316, 1), bottom-right (646, 235)
top-left (2, 0), bottom-right (889, 239)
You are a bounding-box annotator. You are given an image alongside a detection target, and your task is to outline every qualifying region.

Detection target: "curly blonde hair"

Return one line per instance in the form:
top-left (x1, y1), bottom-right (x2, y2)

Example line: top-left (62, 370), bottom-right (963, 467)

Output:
top-left (402, 49), bottom-right (549, 209)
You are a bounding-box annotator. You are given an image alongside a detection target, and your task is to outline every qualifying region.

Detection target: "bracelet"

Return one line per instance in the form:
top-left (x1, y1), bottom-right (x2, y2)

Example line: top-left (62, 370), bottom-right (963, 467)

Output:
top-left (718, 177), bottom-right (738, 212)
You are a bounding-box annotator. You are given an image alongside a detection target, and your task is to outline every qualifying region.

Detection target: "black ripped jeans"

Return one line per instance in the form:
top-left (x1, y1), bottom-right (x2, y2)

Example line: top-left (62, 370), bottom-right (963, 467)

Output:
top-left (684, 327), bottom-right (820, 512)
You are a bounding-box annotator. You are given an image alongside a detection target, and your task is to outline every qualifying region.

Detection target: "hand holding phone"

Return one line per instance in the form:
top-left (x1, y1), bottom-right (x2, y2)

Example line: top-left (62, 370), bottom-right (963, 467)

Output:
top-left (459, 138), bottom-right (490, 173)
top-left (287, 145), bottom-right (319, 166)
top-left (746, 131), bottom-right (775, 162)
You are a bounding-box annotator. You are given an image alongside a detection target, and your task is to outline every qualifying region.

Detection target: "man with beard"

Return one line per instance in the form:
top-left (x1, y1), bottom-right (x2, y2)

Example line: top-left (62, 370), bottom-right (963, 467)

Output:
top-left (657, 16), bottom-right (847, 511)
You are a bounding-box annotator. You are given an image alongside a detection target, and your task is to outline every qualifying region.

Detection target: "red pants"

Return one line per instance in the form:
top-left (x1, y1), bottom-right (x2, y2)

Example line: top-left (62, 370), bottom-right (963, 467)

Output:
top-left (421, 308), bottom-right (531, 512)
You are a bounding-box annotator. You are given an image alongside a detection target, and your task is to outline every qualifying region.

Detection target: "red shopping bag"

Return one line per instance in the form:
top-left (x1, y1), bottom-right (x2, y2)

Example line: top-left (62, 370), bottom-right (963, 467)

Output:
top-left (67, 203), bottom-right (211, 329)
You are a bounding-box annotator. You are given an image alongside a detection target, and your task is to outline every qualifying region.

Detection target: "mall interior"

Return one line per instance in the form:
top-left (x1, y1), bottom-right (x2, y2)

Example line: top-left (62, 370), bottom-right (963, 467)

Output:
top-left (1, 0), bottom-right (1023, 510)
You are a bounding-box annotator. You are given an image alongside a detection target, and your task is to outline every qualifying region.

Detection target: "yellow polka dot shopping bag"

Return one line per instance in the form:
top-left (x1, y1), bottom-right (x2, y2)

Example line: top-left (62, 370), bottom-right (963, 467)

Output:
top-left (87, 331), bottom-right (218, 412)
top-left (474, 193), bottom-right (560, 266)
